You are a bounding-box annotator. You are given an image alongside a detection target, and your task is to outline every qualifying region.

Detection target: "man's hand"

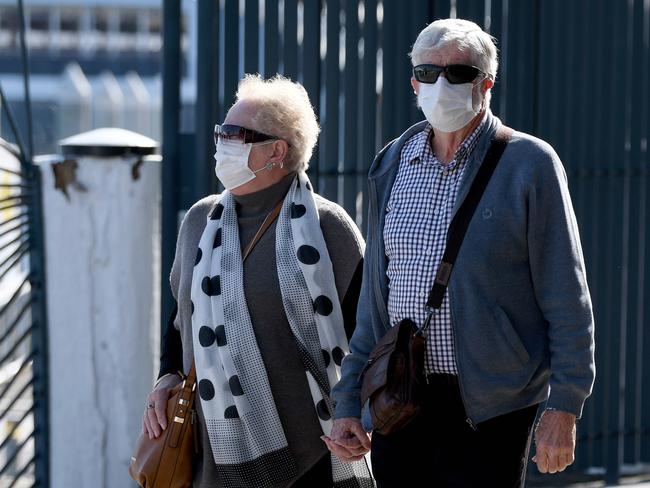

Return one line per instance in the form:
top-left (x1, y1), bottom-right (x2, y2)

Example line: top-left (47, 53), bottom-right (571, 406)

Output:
top-left (532, 409), bottom-right (576, 473)
top-left (321, 417), bottom-right (372, 463)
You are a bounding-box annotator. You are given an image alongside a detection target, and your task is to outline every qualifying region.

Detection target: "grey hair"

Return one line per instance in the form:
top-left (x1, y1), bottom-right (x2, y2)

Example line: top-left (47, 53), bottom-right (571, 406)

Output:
top-left (234, 74), bottom-right (320, 172)
top-left (409, 19), bottom-right (498, 106)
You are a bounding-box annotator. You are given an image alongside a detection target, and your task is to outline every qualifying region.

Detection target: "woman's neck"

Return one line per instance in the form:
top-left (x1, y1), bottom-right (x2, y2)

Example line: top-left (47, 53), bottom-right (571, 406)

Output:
top-left (233, 172), bottom-right (296, 218)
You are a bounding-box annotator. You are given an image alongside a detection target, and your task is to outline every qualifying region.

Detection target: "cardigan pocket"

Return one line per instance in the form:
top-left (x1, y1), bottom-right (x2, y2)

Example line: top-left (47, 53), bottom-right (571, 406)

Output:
top-left (490, 303), bottom-right (530, 366)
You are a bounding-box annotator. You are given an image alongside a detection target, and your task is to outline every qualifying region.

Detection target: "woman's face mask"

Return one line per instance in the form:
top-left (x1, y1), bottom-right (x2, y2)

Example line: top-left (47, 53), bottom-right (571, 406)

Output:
top-left (417, 76), bottom-right (485, 133)
top-left (213, 139), bottom-right (275, 191)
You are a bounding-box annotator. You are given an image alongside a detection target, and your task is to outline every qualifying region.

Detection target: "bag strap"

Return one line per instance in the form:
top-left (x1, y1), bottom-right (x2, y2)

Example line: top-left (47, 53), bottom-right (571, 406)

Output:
top-left (419, 125), bottom-right (514, 332)
top-left (186, 361), bottom-right (196, 385)
top-left (242, 197), bottom-right (284, 262)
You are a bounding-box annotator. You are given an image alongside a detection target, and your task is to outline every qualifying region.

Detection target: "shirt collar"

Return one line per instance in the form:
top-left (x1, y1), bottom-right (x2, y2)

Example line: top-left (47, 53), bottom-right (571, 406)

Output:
top-left (409, 111), bottom-right (489, 170)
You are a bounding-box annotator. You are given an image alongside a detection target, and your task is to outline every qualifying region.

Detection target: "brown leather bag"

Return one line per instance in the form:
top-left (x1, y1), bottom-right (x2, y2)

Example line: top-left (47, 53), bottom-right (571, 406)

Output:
top-left (358, 319), bottom-right (425, 436)
top-left (129, 363), bottom-right (197, 487)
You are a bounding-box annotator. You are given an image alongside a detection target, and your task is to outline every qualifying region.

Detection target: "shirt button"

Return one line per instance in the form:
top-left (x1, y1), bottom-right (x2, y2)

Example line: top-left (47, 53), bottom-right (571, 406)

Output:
top-left (419, 291), bottom-right (426, 298)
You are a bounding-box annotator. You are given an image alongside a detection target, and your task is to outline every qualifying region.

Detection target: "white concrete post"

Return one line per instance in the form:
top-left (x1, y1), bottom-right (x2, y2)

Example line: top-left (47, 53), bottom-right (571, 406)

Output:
top-left (37, 128), bottom-right (161, 488)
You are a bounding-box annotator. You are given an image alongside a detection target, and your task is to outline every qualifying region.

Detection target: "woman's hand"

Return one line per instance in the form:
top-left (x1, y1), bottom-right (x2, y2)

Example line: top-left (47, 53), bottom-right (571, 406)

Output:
top-left (142, 374), bottom-right (183, 439)
top-left (321, 417), bottom-right (372, 462)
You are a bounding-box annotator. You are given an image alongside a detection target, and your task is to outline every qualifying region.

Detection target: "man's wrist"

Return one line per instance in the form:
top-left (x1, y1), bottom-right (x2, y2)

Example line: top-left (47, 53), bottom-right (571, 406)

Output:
top-left (545, 407), bottom-right (575, 415)
top-left (540, 407), bottom-right (577, 422)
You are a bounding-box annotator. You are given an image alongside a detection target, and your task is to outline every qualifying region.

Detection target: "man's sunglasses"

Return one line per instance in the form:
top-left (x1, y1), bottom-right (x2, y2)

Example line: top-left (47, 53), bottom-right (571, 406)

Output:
top-left (214, 124), bottom-right (279, 145)
top-left (412, 64), bottom-right (484, 85)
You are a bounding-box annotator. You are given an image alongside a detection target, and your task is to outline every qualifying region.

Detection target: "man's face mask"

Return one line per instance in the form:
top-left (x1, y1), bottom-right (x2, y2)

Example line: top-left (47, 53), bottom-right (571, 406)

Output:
top-left (413, 63), bottom-right (488, 132)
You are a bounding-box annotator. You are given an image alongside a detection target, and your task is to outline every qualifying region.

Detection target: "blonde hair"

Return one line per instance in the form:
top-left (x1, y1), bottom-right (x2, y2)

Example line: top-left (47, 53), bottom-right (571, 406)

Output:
top-left (234, 74), bottom-right (320, 172)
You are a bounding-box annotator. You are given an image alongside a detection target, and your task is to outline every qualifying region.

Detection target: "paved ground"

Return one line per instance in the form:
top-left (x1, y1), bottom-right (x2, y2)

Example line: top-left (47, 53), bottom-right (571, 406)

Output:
top-left (528, 474), bottom-right (650, 487)
top-left (566, 481), bottom-right (650, 487)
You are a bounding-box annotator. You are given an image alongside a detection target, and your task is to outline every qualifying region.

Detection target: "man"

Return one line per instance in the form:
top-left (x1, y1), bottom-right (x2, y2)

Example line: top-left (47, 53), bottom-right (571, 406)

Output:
top-left (321, 18), bottom-right (595, 487)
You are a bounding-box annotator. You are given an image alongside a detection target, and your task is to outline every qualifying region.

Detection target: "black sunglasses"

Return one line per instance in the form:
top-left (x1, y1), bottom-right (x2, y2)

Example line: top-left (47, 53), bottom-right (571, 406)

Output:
top-left (214, 124), bottom-right (279, 145)
top-left (413, 64), bottom-right (484, 85)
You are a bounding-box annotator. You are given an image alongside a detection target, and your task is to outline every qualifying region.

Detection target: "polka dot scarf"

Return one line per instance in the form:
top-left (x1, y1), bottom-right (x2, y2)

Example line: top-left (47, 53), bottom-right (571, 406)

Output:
top-left (191, 172), bottom-right (374, 487)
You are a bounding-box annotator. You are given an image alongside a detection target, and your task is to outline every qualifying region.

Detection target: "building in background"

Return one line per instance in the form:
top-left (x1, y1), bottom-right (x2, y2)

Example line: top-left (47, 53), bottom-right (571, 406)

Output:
top-left (0, 0), bottom-right (198, 153)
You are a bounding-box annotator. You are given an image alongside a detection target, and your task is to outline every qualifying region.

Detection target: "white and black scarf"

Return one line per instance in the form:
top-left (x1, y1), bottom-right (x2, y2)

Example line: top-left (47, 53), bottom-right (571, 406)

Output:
top-left (190, 172), bottom-right (374, 487)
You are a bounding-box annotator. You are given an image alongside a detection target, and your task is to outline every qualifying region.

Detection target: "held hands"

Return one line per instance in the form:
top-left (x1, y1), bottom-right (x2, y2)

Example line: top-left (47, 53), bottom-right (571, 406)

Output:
top-left (532, 409), bottom-right (577, 474)
top-left (142, 374), bottom-right (183, 440)
top-left (321, 417), bottom-right (372, 463)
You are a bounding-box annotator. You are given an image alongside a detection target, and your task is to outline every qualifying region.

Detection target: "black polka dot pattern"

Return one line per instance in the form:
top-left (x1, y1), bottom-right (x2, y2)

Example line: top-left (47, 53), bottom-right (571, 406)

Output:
top-left (190, 179), bottom-right (358, 449)
top-left (290, 203), bottom-right (306, 219)
top-left (213, 228), bottom-right (222, 248)
top-left (322, 349), bottom-right (331, 367)
top-left (201, 275), bottom-right (221, 296)
top-left (314, 295), bottom-right (333, 316)
top-left (297, 245), bottom-right (320, 265)
top-left (201, 276), bottom-right (211, 295)
top-left (210, 203), bottom-right (224, 220)
top-left (199, 326), bottom-right (216, 347)
top-left (229, 375), bottom-right (244, 396)
top-left (215, 325), bottom-right (227, 346)
top-left (316, 399), bottom-right (331, 421)
top-left (332, 347), bottom-right (345, 366)
top-left (199, 379), bottom-right (215, 400)
top-left (224, 405), bottom-right (239, 418)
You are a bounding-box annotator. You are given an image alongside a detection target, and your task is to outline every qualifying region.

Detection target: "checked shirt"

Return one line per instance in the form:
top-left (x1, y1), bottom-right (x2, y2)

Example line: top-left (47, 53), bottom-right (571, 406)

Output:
top-left (383, 116), bottom-right (487, 375)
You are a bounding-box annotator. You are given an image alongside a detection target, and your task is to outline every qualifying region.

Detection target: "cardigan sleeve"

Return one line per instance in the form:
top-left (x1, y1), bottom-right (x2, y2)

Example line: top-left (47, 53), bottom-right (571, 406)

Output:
top-left (157, 300), bottom-right (183, 379)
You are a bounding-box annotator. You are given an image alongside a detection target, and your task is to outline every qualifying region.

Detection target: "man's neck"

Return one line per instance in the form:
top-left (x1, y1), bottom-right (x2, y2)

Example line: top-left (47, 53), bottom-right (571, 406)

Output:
top-left (431, 110), bottom-right (485, 165)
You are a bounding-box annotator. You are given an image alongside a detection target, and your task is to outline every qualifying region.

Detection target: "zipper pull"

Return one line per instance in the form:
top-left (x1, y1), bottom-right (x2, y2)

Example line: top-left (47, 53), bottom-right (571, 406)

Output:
top-left (357, 357), bottom-right (376, 382)
top-left (466, 418), bottom-right (477, 431)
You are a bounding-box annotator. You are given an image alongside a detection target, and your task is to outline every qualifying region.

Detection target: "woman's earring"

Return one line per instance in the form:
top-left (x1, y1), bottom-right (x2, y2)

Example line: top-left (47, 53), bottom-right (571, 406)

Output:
top-left (280, 161), bottom-right (284, 169)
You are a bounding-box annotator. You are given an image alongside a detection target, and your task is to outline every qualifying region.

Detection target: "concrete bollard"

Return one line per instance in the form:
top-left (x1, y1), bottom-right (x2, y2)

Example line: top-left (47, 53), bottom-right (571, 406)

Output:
top-left (36, 128), bottom-right (161, 488)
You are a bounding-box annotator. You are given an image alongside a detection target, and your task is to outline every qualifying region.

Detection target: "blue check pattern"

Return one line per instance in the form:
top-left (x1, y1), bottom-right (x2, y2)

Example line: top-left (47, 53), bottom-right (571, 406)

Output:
top-left (383, 116), bottom-right (487, 375)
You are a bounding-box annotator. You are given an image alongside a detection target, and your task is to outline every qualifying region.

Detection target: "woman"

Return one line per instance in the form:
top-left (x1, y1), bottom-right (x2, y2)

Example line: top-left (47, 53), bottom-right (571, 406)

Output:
top-left (142, 74), bottom-right (374, 488)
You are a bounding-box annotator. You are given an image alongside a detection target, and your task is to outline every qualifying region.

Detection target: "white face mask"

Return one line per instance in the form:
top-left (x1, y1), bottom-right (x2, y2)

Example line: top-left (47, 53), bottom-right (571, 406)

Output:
top-left (213, 139), bottom-right (275, 190)
top-left (417, 76), bottom-right (484, 132)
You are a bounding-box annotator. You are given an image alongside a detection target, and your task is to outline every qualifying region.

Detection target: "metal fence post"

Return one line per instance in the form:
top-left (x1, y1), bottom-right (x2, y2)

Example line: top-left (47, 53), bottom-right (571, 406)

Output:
top-left (161, 0), bottom-right (182, 347)
top-left (196, 0), bottom-right (220, 199)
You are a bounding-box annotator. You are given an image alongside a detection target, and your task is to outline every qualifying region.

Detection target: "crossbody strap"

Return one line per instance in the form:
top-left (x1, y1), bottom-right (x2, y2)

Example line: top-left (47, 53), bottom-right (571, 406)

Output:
top-left (186, 361), bottom-right (196, 385)
top-left (242, 197), bottom-right (284, 262)
top-left (419, 125), bottom-right (514, 333)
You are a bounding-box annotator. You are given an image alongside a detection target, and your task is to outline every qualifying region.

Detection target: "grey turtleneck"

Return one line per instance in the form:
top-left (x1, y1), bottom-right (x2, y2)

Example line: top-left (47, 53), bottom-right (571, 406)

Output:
top-left (162, 172), bottom-right (364, 487)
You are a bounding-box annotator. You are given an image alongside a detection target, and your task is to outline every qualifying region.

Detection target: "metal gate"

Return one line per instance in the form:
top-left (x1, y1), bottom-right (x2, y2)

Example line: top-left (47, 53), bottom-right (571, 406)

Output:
top-left (0, 0), bottom-right (50, 486)
top-left (163, 0), bottom-right (650, 485)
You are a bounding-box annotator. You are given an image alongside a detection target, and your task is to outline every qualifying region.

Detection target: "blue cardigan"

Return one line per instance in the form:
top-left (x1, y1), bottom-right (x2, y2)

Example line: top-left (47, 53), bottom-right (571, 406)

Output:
top-left (331, 110), bottom-right (596, 430)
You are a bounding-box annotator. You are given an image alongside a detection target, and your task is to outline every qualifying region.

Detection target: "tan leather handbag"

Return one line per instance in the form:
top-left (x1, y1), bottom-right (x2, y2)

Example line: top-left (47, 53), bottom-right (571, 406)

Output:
top-left (129, 363), bottom-right (197, 487)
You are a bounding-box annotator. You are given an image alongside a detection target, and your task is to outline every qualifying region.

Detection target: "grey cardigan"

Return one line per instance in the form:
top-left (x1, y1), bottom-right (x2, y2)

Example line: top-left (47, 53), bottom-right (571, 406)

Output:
top-left (331, 110), bottom-right (596, 429)
top-left (169, 175), bottom-right (364, 487)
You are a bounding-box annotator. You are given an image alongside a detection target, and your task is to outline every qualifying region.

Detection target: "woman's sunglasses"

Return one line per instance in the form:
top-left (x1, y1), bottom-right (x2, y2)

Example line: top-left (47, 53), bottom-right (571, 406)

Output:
top-left (412, 64), bottom-right (484, 85)
top-left (214, 124), bottom-right (279, 145)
